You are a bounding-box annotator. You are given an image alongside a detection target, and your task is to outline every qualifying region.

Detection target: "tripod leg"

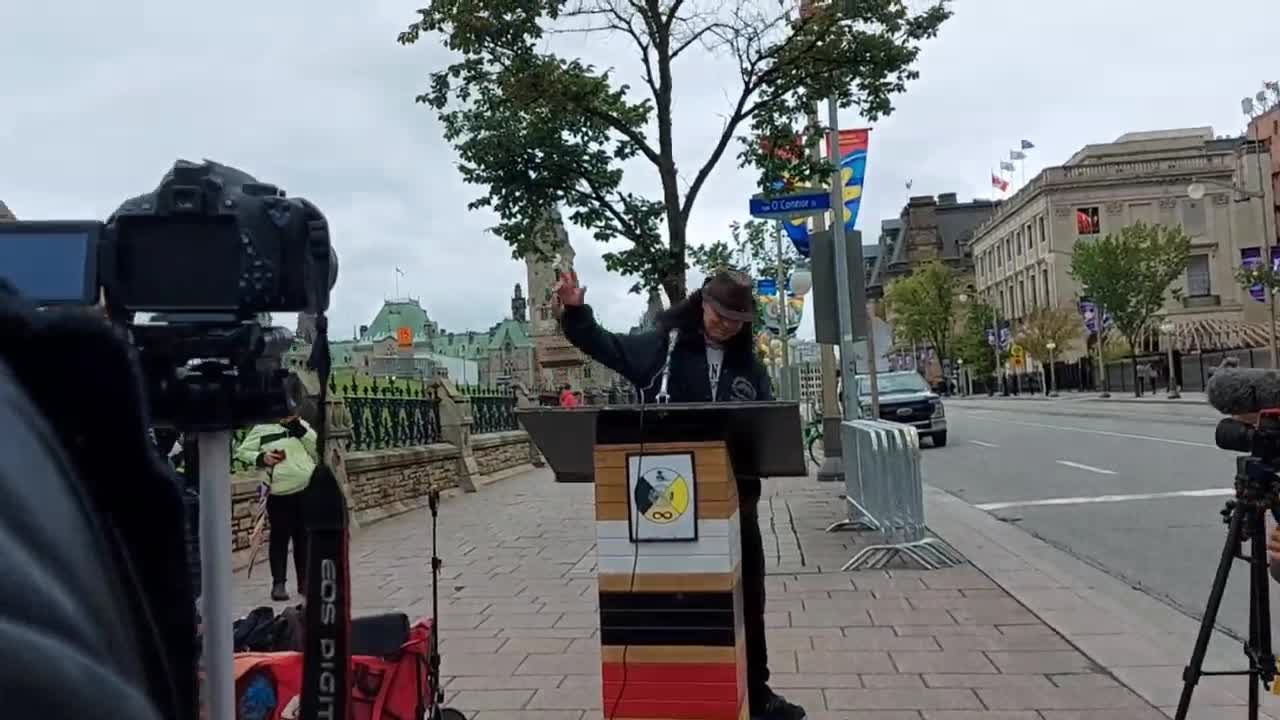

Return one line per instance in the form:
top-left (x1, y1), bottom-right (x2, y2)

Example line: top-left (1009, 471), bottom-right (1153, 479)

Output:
top-left (1248, 509), bottom-right (1274, 719)
top-left (1175, 504), bottom-right (1246, 720)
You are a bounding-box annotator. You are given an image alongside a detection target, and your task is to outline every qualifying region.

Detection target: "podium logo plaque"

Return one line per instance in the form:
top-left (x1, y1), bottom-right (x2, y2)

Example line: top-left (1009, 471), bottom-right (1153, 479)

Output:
top-left (626, 453), bottom-right (697, 542)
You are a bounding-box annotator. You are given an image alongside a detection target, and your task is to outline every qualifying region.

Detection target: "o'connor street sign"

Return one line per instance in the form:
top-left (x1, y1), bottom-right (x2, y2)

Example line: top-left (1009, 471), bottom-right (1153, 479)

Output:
top-left (748, 189), bottom-right (831, 219)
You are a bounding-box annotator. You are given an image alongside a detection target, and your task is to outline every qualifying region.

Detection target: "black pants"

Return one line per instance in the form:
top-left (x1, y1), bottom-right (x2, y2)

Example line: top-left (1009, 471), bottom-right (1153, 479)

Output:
top-left (266, 491), bottom-right (307, 588)
top-left (739, 482), bottom-right (769, 703)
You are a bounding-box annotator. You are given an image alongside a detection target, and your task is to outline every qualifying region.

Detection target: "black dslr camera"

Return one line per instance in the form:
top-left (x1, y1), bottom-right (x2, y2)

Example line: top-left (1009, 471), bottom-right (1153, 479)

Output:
top-left (0, 159), bottom-right (338, 429)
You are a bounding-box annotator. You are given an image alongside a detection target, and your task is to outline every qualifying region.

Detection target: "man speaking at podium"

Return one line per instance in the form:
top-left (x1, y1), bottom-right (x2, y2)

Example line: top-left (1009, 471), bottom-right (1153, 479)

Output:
top-left (556, 269), bottom-right (806, 720)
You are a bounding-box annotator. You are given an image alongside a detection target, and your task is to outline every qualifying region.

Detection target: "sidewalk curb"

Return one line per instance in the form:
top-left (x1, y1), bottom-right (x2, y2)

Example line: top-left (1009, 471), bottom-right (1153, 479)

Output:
top-left (925, 483), bottom-right (1279, 717)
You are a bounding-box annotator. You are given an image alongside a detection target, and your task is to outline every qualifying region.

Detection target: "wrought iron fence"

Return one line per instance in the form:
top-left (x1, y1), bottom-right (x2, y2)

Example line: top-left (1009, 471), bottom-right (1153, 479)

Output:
top-left (337, 379), bottom-right (443, 451)
top-left (457, 384), bottom-right (518, 434)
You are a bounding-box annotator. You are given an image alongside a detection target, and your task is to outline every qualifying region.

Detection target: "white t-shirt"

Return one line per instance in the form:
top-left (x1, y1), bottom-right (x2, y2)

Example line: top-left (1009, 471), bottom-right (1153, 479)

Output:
top-left (706, 343), bottom-right (725, 401)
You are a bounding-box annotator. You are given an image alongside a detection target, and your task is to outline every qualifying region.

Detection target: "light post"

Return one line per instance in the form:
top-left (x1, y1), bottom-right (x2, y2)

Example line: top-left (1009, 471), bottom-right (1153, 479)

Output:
top-left (1045, 341), bottom-right (1058, 397)
top-left (952, 292), bottom-right (969, 398)
top-left (775, 265), bottom-right (812, 401)
top-left (1160, 318), bottom-right (1181, 399)
top-left (957, 358), bottom-right (966, 396)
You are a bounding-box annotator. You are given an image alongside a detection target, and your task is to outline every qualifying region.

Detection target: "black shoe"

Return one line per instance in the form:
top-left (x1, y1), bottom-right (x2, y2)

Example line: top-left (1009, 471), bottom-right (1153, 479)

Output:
top-left (271, 583), bottom-right (290, 602)
top-left (751, 688), bottom-right (806, 720)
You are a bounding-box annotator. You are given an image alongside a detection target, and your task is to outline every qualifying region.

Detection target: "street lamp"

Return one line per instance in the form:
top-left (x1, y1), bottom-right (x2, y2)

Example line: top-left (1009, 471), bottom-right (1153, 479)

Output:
top-left (1045, 341), bottom-right (1058, 397)
top-left (1159, 318), bottom-right (1181, 399)
top-left (790, 265), bottom-right (813, 296)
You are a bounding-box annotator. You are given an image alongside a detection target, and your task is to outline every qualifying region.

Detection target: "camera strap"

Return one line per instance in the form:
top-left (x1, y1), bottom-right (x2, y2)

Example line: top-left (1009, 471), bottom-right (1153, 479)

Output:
top-left (300, 312), bottom-right (352, 720)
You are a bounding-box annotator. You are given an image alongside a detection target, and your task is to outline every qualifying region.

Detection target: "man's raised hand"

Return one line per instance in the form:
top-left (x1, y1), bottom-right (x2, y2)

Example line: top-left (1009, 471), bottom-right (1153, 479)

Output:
top-left (554, 271), bottom-right (586, 307)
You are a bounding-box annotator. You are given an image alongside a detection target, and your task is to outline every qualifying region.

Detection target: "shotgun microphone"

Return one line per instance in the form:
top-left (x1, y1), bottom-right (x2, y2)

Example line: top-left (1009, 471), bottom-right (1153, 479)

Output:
top-left (1206, 366), bottom-right (1280, 416)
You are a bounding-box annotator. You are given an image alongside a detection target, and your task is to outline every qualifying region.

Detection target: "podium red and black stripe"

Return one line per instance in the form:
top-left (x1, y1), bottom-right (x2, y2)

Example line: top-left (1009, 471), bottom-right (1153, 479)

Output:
top-left (594, 441), bottom-right (748, 720)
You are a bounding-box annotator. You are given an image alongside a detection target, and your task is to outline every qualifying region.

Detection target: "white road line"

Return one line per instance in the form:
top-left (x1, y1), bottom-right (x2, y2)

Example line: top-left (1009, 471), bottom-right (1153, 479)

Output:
top-left (975, 488), bottom-right (1234, 511)
top-left (1056, 460), bottom-right (1116, 475)
top-left (970, 440), bottom-right (1000, 448)
top-left (959, 414), bottom-right (1217, 449)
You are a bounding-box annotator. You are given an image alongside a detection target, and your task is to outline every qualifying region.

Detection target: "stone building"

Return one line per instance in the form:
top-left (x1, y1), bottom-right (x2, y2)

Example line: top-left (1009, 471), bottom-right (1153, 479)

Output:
top-left (865, 193), bottom-right (999, 380)
top-left (0, 200), bottom-right (14, 222)
top-left (1246, 101), bottom-right (1279, 250)
top-left (867, 193), bottom-right (1000, 300)
top-left (972, 127), bottom-right (1276, 362)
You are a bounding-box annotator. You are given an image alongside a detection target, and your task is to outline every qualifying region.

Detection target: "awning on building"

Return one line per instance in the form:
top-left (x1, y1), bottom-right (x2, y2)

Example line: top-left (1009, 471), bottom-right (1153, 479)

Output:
top-left (1137, 317), bottom-right (1274, 353)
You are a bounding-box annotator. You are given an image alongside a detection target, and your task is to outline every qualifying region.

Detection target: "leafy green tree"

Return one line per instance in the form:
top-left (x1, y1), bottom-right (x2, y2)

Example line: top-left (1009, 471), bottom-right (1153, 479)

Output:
top-left (1069, 221), bottom-right (1191, 396)
top-left (689, 219), bottom-right (799, 284)
top-left (883, 259), bottom-right (963, 367)
top-left (1014, 305), bottom-right (1082, 367)
top-left (399, 0), bottom-right (950, 302)
top-left (955, 301), bottom-right (999, 380)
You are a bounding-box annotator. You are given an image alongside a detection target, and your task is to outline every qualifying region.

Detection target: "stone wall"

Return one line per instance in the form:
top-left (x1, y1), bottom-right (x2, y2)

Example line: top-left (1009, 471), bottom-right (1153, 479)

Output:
top-left (345, 444), bottom-right (459, 525)
top-left (471, 430), bottom-right (536, 476)
top-left (228, 428), bottom-right (536, 553)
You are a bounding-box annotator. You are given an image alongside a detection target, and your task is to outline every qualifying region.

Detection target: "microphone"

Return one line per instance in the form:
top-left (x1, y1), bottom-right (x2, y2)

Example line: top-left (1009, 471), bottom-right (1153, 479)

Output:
top-left (1205, 363), bottom-right (1280, 585)
top-left (1206, 366), bottom-right (1280, 416)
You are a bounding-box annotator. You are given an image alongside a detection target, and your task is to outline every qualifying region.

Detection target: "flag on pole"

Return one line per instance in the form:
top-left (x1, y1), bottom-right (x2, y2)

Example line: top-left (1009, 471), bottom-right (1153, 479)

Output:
top-left (999, 160), bottom-right (1016, 172)
top-left (1009, 149), bottom-right (1027, 161)
top-left (905, 179), bottom-right (913, 190)
top-left (1020, 139), bottom-right (1035, 150)
top-left (991, 173), bottom-right (1009, 192)
top-left (395, 266), bottom-right (405, 276)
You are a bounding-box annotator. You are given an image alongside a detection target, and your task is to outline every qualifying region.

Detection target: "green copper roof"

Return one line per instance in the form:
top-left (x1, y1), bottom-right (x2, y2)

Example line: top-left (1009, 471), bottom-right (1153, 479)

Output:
top-left (358, 299), bottom-right (534, 359)
top-left (364, 300), bottom-right (432, 342)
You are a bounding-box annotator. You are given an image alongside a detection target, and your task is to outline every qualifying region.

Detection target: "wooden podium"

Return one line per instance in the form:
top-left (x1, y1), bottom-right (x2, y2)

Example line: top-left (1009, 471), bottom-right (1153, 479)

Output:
top-left (518, 402), bottom-right (805, 720)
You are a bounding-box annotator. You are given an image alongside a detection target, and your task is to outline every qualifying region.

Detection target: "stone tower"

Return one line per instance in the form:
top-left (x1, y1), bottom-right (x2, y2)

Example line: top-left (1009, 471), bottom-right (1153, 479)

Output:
top-left (295, 312), bottom-right (318, 344)
top-left (511, 283), bottom-right (527, 322)
top-left (524, 208), bottom-right (583, 390)
top-left (525, 207), bottom-right (576, 335)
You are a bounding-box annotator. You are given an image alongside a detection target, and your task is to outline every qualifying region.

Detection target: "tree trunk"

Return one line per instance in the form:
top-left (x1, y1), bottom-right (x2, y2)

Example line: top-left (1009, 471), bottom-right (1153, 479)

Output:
top-left (653, 20), bottom-right (687, 307)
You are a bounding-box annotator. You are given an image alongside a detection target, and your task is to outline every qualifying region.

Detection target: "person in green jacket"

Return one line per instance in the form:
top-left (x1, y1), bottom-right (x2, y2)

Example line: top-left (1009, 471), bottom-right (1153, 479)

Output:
top-left (235, 409), bottom-right (318, 601)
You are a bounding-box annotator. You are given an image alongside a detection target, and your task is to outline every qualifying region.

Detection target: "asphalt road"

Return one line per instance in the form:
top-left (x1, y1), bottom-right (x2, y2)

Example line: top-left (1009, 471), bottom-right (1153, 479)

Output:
top-left (924, 395), bottom-right (1273, 645)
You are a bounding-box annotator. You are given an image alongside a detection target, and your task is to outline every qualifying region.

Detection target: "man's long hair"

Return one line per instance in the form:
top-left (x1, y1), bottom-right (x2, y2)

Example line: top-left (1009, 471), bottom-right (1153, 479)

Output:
top-left (656, 289), bottom-right (756, 365)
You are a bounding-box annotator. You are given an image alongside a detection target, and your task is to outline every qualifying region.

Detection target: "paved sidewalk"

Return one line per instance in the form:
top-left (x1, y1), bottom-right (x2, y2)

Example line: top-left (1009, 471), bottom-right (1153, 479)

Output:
top-left (234, 468), bottom-right (1180, 719)
top-left (953, 391), bottom-right (1207, 406)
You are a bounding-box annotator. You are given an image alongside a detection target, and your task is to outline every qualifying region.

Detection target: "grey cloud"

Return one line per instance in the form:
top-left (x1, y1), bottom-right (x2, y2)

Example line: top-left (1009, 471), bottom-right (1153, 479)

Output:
top-left (3, 0), bottom-right (1277, 344)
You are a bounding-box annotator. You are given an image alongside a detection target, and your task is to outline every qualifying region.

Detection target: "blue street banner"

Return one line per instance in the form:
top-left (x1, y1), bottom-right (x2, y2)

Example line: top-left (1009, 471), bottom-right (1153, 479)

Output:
top-left (825, 129), bottom-right (871, 232)
top-left (1240, 247), bottom-right (1280, 302)
top-left (987, 321), bottom-right (1012, 350)
top-left (1078, 300), bottom-right (1113, 334)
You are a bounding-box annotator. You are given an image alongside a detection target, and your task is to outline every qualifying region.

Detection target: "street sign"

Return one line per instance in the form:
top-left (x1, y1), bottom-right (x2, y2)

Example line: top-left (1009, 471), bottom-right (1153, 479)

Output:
top-left (749, 190), bottom-right (831, 219)
top-left (1010, 344), bottom-right (1025, 369)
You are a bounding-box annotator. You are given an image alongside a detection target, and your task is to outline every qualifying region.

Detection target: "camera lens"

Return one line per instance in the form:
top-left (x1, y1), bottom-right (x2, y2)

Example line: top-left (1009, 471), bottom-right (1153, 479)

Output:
top-left (1216, 419), bottom-right (1254, 453)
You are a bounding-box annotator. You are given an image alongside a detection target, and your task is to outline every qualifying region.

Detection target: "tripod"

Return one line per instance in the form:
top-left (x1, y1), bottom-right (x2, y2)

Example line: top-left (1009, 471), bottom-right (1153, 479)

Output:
top-left (426, 486), bottom-right (466, 720)
top-left (1175, 457), bottom-right (1278, 720)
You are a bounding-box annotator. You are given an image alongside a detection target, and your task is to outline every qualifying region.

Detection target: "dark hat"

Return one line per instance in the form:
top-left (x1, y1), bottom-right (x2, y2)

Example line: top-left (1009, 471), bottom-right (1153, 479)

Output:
top-left (701, 270), bottom-right (756, 323)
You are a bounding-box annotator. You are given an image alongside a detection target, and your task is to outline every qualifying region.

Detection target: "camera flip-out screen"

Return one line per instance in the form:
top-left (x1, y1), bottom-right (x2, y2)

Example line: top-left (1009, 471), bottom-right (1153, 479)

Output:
top-left (111, 215), bottom-right (242, 312)
top-left (0, 221), bottom-right (100, 305)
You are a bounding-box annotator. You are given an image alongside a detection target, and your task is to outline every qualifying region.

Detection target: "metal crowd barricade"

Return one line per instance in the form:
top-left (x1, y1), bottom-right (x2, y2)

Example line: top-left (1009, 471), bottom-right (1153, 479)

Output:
top-left (825, 419), bottom-right (964, 571)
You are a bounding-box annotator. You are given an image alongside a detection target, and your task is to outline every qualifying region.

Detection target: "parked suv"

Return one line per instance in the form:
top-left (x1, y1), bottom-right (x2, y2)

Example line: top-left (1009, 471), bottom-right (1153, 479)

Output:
top-left (854, 371), bottom-right (947, 447)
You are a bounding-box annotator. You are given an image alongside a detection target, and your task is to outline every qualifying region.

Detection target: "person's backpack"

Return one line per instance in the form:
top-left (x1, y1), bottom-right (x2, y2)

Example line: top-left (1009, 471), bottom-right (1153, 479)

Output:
top-left (232, 606), bottom-right (306, 653)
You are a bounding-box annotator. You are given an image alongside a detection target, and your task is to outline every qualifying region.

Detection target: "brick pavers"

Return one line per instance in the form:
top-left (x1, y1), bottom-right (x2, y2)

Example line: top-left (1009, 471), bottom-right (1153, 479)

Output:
top-left (233, 467), bottom-right (1160, 718)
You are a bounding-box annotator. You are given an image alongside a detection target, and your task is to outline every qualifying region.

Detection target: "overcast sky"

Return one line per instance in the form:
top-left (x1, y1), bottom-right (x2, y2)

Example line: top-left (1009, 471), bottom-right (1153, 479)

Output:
top-left (2, 0), bottom-right (1277, 341)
